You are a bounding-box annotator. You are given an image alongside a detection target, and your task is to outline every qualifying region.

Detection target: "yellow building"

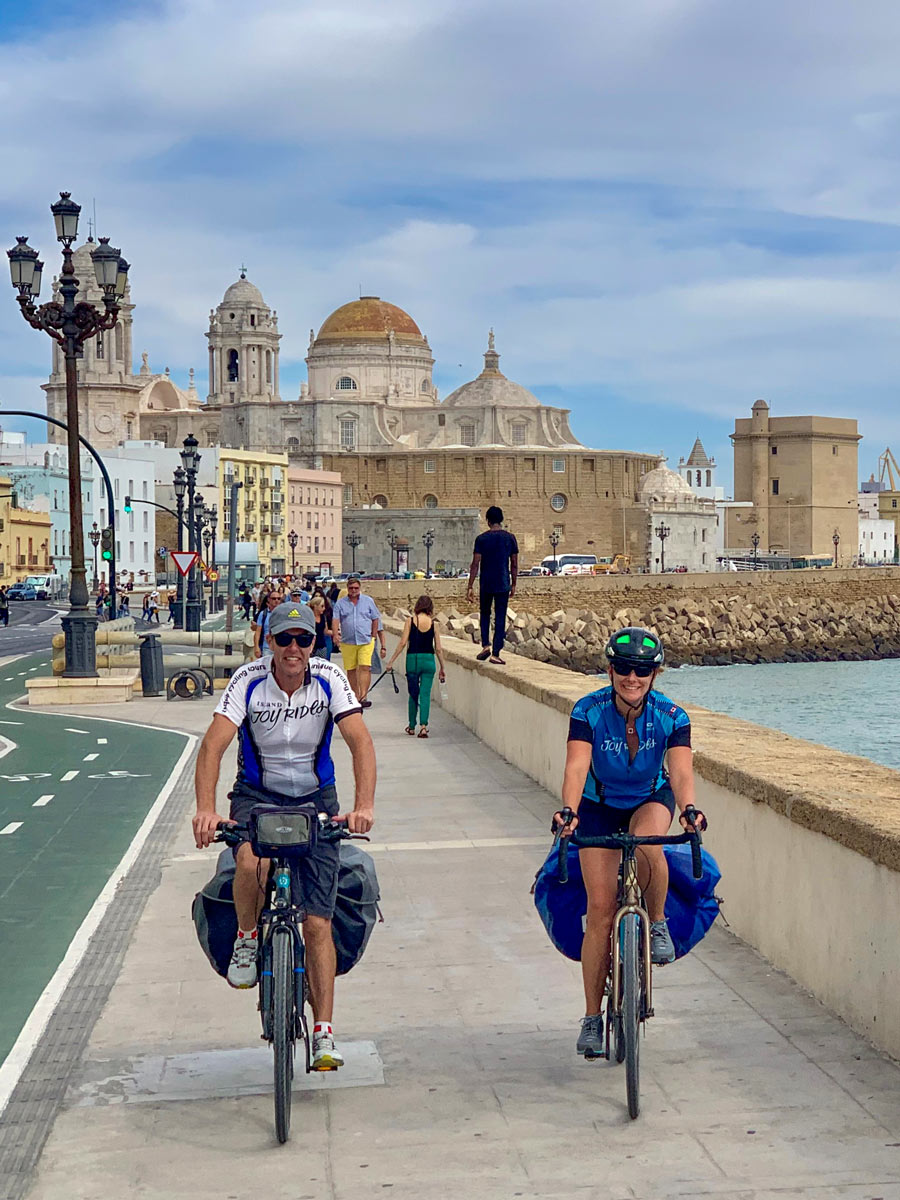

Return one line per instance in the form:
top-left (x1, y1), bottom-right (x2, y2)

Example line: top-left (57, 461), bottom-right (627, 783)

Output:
top-left (217, 450), bottom-right (288, 575)
top-left (0, 478), bottom-right (52, 583)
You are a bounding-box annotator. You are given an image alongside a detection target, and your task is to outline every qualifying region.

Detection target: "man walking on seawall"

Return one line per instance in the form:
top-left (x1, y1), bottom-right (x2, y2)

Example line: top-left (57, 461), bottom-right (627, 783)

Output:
top-left (467, 505), bottom-right (518, 665)
top-left (193, 601), bottom-right (376, 1071)
top-left (332, 577), bottom-right (385, 708)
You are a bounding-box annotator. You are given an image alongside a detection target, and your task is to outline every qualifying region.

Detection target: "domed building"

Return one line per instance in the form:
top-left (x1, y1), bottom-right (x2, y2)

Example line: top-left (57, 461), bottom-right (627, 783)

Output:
top-left (639, 463), bottom-right (718, 573)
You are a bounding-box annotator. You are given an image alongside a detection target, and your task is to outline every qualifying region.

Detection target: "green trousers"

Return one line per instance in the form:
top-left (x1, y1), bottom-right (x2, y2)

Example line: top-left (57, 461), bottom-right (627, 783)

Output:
top-left (405, 652), bottom-right (437, 727)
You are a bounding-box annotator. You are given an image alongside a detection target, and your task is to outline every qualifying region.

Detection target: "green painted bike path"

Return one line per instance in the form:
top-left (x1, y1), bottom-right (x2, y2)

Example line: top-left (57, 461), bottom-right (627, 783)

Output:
top-left (0, 651), bottom-right (191, 1069)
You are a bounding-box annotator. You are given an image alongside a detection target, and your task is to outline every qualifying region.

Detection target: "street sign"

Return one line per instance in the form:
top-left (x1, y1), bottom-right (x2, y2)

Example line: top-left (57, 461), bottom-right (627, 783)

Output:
top-left (157, 546), bottom-right (168, 558)
top-left (171, 551), bottom-right (199, 577)
top-left (207, 569), bottom-right (219, 581)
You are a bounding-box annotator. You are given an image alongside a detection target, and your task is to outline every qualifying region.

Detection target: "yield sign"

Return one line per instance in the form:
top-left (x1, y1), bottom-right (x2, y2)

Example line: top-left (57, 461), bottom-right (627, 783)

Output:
top-left (171, 551), bottom-right (199, 577)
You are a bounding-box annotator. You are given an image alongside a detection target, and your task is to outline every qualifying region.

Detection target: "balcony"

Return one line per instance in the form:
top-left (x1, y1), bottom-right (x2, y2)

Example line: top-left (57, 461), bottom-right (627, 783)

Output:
top-left (272, 491), bottom-right (283, 506)
top-left (271, 518), bottom-right (283, 532)
top-left (261, 524), bottom-right (271, 534)
top-left (261, 501), bottom-right (270, 510)
top-left (16, 555), bottom-right (25, 566)
top-left (244, 524), bottom-right (256, 535)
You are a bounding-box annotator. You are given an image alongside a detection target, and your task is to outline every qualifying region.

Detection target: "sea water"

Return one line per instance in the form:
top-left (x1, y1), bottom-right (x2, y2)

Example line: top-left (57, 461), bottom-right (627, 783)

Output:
top-left (659, 658), bottom-right (900, 771)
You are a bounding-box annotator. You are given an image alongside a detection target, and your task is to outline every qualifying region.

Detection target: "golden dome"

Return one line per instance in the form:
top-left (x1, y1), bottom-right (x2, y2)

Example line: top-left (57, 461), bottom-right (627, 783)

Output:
top-left (315, 296), bottom-right (423, 343)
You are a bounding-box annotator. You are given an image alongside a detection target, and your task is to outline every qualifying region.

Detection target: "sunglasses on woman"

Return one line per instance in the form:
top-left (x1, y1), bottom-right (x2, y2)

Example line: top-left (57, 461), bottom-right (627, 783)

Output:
top-left (610, 658), bottom-right (656, 678)
top-left (273, 631), bottom-right (315, 648)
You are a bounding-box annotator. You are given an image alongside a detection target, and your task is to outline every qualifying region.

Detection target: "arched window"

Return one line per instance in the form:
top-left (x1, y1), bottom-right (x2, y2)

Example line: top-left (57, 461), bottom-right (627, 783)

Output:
top-left (550, 493), bottom-right (567, 512)
top-left (227, 349), bottom-right (240, 382)
top-left (424, 494), bottom-right (438, 509)
top-left (287, 436), bottom-right (299, 452)
top-left (115, 323), bottom-right (123, 361)
top-left (335, 375), bottom-right (358, 391)
top-left (459, 422), bottom-right (476, 446)
top-left (420, 378), bottom-right (431, 394)
top-left (696, 470), bottom-right (702, 486)
top-left (371, 494), bottom-right (388, 508)
top-left (706, 469), bottom-right (711, 487)
top-left (96, 333), bottom-right (104, 360)
top-left (266, 350), bottom-right (272, 384)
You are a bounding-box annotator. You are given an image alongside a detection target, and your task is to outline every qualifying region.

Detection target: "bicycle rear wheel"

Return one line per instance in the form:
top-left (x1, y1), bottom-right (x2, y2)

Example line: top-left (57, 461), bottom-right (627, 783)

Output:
top-left (272, 928), bottom-right (296, 1143)
top-left (622, 914), bottom-right (641, 1119)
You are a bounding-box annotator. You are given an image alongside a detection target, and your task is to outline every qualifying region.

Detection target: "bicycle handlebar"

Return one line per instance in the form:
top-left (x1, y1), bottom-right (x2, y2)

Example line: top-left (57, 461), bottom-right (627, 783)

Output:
top-left (213, 819), bottom-right (368, 848)
top-left (554, 804), bottom-right (705, 882)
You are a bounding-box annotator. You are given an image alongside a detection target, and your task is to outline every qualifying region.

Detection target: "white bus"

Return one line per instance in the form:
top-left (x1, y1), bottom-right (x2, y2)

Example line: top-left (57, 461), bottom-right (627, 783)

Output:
top-left (539, 553), bottom-right (598, 576)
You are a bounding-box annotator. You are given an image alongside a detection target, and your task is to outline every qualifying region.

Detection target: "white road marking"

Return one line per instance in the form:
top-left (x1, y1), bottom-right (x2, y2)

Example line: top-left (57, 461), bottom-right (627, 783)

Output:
top-left (0, 720), bottom-right (22, 725)
top-left (0, 731), bottom-right (196, 1120)
top-left (60, 770), bottom-right (79, 782)
top-left (0, 822), bottom-right (22, 835)
top-left (16, 672), bottom-right (25, 676)
top-left (82, 753), bottom-right (98, 762)
top-left (4, 678), bottom-right (12, 682)
top-left (27, 667), bottom-right (37, 672)
top-left (33, 795), bottom-right (54, 807)
top-left (97, 738), bottom-right (108, 745)
top-left (65, 728), bottom-right (90, 735)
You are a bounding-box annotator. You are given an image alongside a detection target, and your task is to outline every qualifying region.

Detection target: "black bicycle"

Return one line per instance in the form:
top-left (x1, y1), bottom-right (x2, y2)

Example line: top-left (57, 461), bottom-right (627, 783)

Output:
top-left (214, 810), bottom-right (366, 1144)
top-left (555, 805), bottom-right (704, 1120)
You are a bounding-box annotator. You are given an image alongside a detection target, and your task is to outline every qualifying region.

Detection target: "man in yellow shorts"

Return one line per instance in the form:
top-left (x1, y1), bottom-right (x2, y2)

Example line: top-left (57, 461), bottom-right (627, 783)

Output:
top-left (331, 577), bottom-right (384, 708)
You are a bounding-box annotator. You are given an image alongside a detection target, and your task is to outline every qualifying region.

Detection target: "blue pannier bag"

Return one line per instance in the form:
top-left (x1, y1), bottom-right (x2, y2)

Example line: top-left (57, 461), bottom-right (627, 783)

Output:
top-left (533, 840), bottom-right (721, 961)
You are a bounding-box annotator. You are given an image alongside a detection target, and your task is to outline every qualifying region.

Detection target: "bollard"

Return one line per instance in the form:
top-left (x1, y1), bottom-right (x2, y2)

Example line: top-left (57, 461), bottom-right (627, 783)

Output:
top-left (138, 632), bottom-right (165, 697)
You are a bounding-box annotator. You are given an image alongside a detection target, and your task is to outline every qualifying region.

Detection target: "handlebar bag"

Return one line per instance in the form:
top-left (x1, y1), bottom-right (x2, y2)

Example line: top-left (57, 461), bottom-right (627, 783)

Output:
top-left (249, 803), bottom-right (317, 859)
top-left (533, 841), bottom-right (722, 961)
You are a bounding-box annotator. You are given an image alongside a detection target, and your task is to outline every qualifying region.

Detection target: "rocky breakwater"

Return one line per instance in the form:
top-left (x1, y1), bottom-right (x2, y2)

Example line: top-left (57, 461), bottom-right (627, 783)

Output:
top-left (390, 590), bottom-right (900, 671)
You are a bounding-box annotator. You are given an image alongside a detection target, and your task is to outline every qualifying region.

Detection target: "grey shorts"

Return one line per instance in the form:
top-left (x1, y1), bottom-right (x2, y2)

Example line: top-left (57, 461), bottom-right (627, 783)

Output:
top-left (228, 781), bottom-right (340, 919)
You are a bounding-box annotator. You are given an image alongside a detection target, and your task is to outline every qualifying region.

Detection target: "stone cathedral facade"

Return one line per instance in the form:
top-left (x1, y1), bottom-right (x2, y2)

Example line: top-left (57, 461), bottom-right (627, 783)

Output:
top-left (42, 251), bottom-right (661, 560)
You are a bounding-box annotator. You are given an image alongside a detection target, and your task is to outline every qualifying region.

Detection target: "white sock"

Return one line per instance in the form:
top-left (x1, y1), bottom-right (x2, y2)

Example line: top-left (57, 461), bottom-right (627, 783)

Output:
top-left (237, 928), bottom-right (257, 940)
top-left (314, 1022), bottom-right (333, 1036)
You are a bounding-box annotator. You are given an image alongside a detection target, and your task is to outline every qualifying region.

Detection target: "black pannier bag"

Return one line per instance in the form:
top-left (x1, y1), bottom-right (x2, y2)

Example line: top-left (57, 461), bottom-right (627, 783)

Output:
top-left (192, 843), bottom-right (381, 978)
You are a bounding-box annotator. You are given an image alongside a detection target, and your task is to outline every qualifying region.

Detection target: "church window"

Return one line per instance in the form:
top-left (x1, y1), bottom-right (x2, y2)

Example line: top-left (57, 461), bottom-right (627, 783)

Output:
top-left (424, 494), bottom-right (438, 509)
top-left (695, 470), bottom-right (702, 486)
top-left (771, 479), bottom-right (779, 496)
top-left (96, 334), bottom-right (104, 360)
top-left (227, 349), bottom-right (240, 382)
top-left (553, 524), bottom-right (564, 539)
top-left (511, 423), bottom-right (527, 445)
top-left (420, 378), bottom-right (431, 394)
top-left (550, 493), bottom-right (567, 512)
top-left (771, 445), bottom-right (778, 455)
top-left (115, 323), bottom-right (123, 360)
top-left (336, 376), bottom-right (358, 391)
top-left (287, 437), bottom-right (299, 452)
top-left (552, 459), bottom-right (565, 473)
top-left (701, 527), bottom-right (707, 542)
top-left (340, 419), bottom-right (357, 451)
top-left (266, 351), bottom-right (272, 384)
top-left (459, 423), bottom-right (476, 446)
top-left (250, 314), bottom-right (256, 327)
top-left (372, 495), bottom-right (388, 508)
top-left (832, 445), bottom-right (838, 455)
top-left (438, 414), bottom-right (445, 427)
top-left (229, 312), bottom-right (235, 320)
top-left (706, 469), bottom-right (711, 487)
top-left (343, 483), bottom-right (353, 504)
top-left (524, 458), bottom-right (536, 471)
top-left (126, 421), bottom-right (133, 439)
top-left (424, 459), bottom-right (435, 474)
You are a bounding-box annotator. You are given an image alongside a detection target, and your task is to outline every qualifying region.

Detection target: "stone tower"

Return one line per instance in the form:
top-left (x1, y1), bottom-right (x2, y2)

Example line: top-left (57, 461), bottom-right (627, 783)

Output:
top-left (42, 238), bottom-right (140, 449)
top-left (206, 272), bottom-right (282, 450)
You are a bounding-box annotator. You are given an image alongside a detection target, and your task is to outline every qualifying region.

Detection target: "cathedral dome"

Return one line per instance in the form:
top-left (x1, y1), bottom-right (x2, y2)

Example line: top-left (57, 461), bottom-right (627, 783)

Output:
top-left (640, 466), bottom-right (694, 501)
top-left (315, 297), bottom-right (423, 343)
top-left (222, 275), bottom-right (266, 307)
top-left (443, 331), bottom-right (541, 408)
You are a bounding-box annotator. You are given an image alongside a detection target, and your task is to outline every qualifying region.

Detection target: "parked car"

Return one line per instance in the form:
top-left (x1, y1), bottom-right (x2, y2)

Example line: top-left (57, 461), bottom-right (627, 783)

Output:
top-left (8, 584), bottom-right (37, 600)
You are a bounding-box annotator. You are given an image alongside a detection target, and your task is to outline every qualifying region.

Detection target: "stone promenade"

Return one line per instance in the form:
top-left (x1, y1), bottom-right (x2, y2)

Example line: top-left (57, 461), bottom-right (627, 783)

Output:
top-left (6, 681), bottom-right (900, 1199)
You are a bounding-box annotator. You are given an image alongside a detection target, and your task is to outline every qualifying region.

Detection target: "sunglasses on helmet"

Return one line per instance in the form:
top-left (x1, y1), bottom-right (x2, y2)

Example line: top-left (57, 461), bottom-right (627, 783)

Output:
top-left (610, 657), bottom-right (656, 678)
top-left (273, 631), bottom-right (315, 648)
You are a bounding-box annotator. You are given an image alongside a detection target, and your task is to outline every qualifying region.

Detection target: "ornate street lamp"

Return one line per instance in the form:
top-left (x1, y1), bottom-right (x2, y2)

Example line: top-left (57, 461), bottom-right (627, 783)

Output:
top-left (7, 195), bottom-right (128, 676)
top-left (654, 522), bottom-right (671, 574)
top-left (345, 529), bottom-right (361, 574)
top-left (422, 528), bottom-right (435, 577)
top-left (180, 434), bottom-right (201, 631)
top-left (208, 505), bottom-right (218, 612)
top-left (750, 530), bottom-right (760, 569)
top-left (173, 465), bottom-right (186, 628)
top-left (833, 529), bottom-right (840, 567)
top-left (548, 528), bottom-right (560, 574)
top-left (386, 526), bottom-right (396, 573)
top-left (288, 528), bottom-right (298, 576)
top-left (89, 522), bottom-right (100, 590)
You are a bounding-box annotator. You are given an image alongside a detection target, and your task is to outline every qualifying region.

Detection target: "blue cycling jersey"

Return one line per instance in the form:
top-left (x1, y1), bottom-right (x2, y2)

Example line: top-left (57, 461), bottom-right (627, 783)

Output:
top-left (568, 686), bottom-right (691, 808)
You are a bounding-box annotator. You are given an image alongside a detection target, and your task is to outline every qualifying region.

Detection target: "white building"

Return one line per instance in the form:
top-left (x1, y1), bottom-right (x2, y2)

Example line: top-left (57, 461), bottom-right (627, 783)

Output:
top-left (99, 450), bottom-right (157, 583)
top-left (858, 492), bottom-right (894, 563)
top-left (640, 466), bottom-right (718, 573)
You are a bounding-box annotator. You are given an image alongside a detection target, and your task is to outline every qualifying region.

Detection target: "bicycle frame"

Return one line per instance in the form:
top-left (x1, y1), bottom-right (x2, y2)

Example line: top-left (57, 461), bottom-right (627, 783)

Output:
top-left (609, 850), bottom-right (654, 1027)
top-left (257, 858), bottom-right (310, 1058)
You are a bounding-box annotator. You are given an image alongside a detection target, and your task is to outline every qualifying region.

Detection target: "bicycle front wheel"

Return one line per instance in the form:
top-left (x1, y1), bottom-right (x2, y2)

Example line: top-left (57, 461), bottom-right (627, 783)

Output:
top-left (272, 928), bottom-right (296, 1143)
top-left (622, 914), bottom-right (642, 1119)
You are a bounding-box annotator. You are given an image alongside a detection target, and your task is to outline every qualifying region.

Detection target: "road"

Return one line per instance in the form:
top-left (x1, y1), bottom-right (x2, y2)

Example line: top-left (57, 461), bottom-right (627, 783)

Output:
top-left (0, 649), bottom-right (191, 1069)
top-left (0, 602), bottom-right (60, 656)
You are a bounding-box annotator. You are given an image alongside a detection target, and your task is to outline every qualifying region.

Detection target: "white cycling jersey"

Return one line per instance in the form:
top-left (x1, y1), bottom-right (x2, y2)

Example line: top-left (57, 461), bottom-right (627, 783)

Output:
top-left (215, 657), bottom-right (361, 796)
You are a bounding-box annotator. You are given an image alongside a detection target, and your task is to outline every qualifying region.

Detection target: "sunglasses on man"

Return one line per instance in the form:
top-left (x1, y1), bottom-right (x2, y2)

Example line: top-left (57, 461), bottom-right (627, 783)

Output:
top-left (610, 658), bottom-right (656, 678)
top-left (273, 631), bottom-right (315, 648)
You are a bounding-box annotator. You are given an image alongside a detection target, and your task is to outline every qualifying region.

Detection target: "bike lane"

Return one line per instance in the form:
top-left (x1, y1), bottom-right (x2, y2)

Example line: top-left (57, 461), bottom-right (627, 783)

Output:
top-left (0, 650), bottom-right (192, 1071)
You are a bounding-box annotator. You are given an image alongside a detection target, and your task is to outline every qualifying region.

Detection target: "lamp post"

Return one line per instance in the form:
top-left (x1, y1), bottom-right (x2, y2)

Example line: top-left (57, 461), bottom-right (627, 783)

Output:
top-left (548, 528), bottom-right (560, 574)
top-left (7, 193), bottom-right (129, 676)
top-left (173, 465), bottom-right (186, 629)
top-left (386, 526), bottom-right (396, 573)
top-left (833, 529), bottom-right (840, 567)
top-left (209, 505), bottom-right (218, 612)
top-left (89, 522), bottom-right (100, 590)
top-left (195, 495), bottom-right (208, 618)
top-left (654, 522), bottom-right (671, 574)
top-left (345, 529), bottom-right (361, 574)
top-left (288, 528), bottom-right (298, 576)
top-left (180, 434), bottom-right (201, 632)
top-left (422, 528), bottom-right (435, 577)
top-left (750, 530), bottom-right (760, 570)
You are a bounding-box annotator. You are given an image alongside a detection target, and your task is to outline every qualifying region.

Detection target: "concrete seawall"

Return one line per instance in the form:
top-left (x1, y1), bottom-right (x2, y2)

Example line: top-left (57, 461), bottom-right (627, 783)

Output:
top-left (383, 615), bottom-right (900, 1060)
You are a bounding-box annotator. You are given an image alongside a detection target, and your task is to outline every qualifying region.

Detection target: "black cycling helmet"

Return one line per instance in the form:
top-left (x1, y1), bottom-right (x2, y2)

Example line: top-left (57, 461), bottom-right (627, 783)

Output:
top-left (604, 626), bottom-right (664, 667)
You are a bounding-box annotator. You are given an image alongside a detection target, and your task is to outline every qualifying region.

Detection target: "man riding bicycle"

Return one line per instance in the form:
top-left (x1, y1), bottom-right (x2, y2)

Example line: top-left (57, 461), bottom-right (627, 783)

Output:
top-left (193, 601), bottom-right (376, 1071)
top-left (554, 626), bottom-right (706, 1059)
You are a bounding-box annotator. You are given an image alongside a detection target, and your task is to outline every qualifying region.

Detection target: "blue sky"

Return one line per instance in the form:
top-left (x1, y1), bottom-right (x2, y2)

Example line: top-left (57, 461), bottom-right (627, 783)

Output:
top-left (3, 0), bottom-right (900, 489)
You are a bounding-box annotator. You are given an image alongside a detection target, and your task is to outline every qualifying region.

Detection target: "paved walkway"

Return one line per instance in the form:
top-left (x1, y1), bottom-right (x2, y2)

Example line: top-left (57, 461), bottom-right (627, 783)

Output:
top-left (5, 679), bottom-right (900, 1199)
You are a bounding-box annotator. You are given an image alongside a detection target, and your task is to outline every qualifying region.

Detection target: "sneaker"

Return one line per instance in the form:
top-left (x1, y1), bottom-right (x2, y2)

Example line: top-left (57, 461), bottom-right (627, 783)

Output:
top-left (576, 1014), bottom-right (604, 1058)
top-left (311, 1030), bottom-right (344, 1071)
top-left (226, 931), bottom-right (258, 988)
top-left (650, 919), bottom-right (676, 965)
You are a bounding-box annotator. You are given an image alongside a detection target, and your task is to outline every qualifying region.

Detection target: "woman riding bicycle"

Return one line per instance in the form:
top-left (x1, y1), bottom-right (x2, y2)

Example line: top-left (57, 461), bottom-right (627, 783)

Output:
top-left (554, 626), bottom-right (706, 1059)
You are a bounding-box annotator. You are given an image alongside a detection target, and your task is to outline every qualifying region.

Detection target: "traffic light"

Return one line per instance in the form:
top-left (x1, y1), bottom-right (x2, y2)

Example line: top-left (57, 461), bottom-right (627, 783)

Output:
top-left (124, 495), bottom-right (132, 513)
top-left (100, 526), bottom-right (114, 561)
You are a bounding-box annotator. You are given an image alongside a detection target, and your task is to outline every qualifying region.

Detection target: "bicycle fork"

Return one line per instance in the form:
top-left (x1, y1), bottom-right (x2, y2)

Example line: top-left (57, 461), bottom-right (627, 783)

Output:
top-left (609, 904), bottom-right (654, 1020)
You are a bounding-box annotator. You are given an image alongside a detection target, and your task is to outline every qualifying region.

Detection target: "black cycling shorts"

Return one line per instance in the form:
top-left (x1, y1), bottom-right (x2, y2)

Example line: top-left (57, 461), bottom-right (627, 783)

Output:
top-left (228, 781), bottom-right (340, 919)
top-left (577, 786), bottom-right (676, 839)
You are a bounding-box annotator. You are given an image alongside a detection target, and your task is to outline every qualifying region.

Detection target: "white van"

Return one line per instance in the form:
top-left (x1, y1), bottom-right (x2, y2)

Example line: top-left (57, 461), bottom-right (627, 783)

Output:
top-left (24, 574), bottom-right (66, 601)
top-left (539, 553), bottom-right (598, 576)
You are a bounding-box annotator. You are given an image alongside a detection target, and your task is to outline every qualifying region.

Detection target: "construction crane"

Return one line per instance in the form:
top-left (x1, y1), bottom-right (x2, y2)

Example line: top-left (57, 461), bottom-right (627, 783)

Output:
top-left (878, 447), bottom-right (900, 491)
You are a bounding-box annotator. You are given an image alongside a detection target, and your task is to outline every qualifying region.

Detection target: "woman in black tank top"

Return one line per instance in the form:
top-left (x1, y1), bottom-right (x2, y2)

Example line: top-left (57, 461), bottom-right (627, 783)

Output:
top-left (384, 594), bottom-right (446, 738)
